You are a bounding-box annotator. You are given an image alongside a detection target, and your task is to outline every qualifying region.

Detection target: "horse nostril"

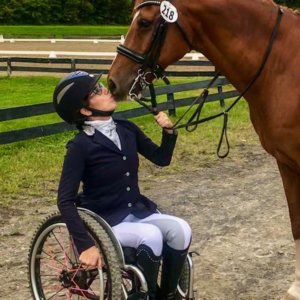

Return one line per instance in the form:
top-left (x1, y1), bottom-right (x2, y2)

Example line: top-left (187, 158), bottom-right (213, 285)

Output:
top-left (108, 78), bottom-right (117, 95)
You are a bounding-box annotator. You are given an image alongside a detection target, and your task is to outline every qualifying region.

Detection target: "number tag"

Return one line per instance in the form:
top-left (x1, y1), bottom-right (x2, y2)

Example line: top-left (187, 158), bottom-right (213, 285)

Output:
top-left (160, 1), bottom-right (178, 23)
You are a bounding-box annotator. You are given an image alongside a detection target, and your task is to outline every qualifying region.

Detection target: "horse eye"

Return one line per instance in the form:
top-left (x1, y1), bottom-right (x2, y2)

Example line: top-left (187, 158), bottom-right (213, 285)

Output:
top-left (138, 19), bottom-right (152, 28)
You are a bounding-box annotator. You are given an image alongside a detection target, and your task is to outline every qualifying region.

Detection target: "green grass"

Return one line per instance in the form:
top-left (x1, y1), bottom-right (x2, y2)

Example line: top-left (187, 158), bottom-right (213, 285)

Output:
top-left (0, 76), bottom-right (59, 107)
top-left (0, 25), bottom-right (128, 38)
top-left (0, 75), bottom-right (258, 207)
top-left (0, 76), bottom-right (212, 131)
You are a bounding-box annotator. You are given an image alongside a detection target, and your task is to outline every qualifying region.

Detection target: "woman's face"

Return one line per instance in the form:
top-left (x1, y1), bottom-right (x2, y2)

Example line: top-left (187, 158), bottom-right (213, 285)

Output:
top-left (87, 83), bottom-right (118, 112)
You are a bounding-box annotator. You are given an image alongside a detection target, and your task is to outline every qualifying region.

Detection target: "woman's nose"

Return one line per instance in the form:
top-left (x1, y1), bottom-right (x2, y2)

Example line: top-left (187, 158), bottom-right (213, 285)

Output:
top-left (102, 87), bottom-right (109, 95)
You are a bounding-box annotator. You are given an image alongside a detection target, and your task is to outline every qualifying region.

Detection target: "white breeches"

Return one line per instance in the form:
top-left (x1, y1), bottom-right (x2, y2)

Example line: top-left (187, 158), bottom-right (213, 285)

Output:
top-left (112, 213), bottom-right (192, 256)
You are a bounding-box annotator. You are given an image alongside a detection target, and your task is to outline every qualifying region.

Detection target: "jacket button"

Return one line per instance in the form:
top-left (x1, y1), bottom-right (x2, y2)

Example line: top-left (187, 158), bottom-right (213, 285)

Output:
top-left (126, 187), bottom-right (131, 191)
top-left (128, 202), bottom-right (132, 207)
top-left (125, 172), bottom-right (130, 176)
top-left (123, 156), bottom-right (127, 160)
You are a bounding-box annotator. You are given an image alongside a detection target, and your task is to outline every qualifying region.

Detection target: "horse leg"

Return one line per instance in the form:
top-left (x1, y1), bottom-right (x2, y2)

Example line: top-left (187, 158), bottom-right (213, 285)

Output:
top-left (277, 161), bottom-right (300, 300)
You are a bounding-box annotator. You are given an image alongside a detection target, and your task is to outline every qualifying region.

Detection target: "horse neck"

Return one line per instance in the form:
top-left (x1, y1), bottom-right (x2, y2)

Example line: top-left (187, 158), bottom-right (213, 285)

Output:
top-left (183, 0), bottom-right (278, 92)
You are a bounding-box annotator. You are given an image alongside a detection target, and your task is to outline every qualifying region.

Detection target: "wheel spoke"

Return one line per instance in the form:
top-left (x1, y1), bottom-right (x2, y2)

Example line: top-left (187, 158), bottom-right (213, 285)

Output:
top-left (45, 286), bottom-right (65, 300)
top-left (49, 229), bottom-right (74, 265)
top-left (29, 212), bottom-right (123, 300)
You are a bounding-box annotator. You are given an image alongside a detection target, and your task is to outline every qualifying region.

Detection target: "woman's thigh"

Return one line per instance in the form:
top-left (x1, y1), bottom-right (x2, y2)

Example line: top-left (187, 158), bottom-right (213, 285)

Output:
top-left (137, 213), bottom-right (192, 250)
top-left (112, 221), bottom-right (163, 256)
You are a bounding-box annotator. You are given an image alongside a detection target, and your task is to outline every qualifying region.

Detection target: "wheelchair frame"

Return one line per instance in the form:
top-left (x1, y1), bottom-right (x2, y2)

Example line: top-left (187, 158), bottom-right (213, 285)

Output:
top-left (28, 207), bottom-right (197, 299)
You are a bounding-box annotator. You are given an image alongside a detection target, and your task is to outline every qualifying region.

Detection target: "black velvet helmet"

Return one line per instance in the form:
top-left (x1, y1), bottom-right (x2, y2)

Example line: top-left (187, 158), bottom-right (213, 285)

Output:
top-left (53, 71), bottom-right (102, 123)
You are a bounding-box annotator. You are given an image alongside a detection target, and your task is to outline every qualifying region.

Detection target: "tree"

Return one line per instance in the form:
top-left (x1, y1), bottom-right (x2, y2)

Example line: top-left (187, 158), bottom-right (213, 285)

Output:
top-left (0, 0), bottom-right (298, 25)
top-left (92, 0), bottom-right (111, 24)
top-left (275, 0), bottom-right (300, 8)
top-left (107, 0), bottom-right (132, 24)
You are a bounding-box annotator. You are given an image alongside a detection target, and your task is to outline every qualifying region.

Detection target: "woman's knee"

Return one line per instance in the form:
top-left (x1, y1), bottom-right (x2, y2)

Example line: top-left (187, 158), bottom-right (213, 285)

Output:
top-left (141, 224), bottom-right (163, 256)
top-left (166, 218), bottom-right (192, 250)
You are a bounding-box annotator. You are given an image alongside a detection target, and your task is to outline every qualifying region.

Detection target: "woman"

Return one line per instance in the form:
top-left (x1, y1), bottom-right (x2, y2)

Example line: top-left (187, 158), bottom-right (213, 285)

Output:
top-left (53, 71), bottom-right (192, 300)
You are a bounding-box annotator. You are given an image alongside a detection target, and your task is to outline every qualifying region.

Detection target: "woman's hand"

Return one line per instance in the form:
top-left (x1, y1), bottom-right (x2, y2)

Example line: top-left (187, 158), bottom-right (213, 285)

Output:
top-left (154, 111), bottom-right (175, 134)
top-left (79, 246), bottom-right (102, 268)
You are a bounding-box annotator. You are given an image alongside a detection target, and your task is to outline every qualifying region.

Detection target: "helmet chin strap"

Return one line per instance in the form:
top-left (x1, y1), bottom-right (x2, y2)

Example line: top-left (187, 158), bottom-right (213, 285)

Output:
top-left (87, 107), bottom-right (115, 117)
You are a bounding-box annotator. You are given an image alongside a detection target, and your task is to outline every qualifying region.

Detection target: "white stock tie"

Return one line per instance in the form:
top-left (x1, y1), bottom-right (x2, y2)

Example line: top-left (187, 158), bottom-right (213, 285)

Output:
top-left (84, 119), bottom-right (121, 150)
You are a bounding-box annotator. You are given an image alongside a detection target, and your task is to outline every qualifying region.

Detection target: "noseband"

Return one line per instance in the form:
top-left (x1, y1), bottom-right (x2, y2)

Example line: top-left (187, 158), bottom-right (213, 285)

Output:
top-left (117, 0), bottom-right (191, 101)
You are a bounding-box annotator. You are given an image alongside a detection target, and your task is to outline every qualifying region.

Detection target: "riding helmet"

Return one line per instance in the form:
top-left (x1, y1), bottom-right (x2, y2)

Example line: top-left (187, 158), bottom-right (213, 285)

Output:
top-left (53, 71), bottom-right (102, 123)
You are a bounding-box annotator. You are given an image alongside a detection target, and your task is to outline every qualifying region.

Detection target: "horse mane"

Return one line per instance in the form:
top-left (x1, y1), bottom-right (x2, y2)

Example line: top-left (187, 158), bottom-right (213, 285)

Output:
top-left (289, 7), bottom-right (300, 16)
top-left (279, 3), bottom-right (300, 16)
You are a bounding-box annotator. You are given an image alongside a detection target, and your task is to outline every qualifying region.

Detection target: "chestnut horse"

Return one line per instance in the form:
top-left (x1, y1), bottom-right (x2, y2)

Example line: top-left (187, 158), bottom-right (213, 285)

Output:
top-left (108, 1), bottom-right (300, 298)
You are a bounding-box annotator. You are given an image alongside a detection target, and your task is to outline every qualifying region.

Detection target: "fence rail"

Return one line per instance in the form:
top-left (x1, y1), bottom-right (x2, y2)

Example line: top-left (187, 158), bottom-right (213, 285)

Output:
top-left (0, 57), bottom-right (239, 144)
top-left (0, 35), bottom-right (122, 43)
top-left (0, 56), bottom-right (210, 76)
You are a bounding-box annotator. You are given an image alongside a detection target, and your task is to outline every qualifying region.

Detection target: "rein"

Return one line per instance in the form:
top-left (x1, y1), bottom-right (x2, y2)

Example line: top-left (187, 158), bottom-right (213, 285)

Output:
top-left (117, 1), bottom-right (284, 158)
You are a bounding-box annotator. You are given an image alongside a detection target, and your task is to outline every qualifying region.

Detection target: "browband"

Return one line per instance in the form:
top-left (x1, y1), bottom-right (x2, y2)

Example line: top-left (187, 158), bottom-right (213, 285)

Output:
top-left (135, 1), bottom-right (161, 10)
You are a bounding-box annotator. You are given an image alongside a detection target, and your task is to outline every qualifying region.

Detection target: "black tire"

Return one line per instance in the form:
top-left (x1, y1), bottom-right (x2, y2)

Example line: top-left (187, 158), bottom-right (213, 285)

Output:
top-left (28, 211), bottom-right (123, 300)
top-left (176, 258), bottom-right (191, 300)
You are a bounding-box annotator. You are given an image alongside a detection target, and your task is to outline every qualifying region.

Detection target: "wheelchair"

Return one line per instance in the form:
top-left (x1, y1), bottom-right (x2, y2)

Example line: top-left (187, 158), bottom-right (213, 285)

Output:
top-left (28, 208), bottom-right (197, 299)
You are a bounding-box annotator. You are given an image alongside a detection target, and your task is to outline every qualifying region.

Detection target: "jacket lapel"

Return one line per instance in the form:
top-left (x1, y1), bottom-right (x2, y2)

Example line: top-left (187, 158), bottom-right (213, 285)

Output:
top-left (115, 123), bottom-right (128, 154)
top-left (92, 130), bottom-right (122, 154)
top-left (115, 122), bottom-right (136, 157)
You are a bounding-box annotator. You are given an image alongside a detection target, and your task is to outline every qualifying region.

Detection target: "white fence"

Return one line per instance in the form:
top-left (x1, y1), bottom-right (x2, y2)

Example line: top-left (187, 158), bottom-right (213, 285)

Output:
top-left (0, 35), bottom-right (204, 59)
top-left (0, 35), bottom-right (123, 44)
top-left (0, 50), bottom-right (204, 60)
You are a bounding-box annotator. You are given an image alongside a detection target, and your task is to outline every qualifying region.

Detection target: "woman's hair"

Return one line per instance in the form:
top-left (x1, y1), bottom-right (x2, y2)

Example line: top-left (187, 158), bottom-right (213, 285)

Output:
top-left (74, 97), bottom-right (90, 130)
top-left (74, 115), bottom-right (87, 131)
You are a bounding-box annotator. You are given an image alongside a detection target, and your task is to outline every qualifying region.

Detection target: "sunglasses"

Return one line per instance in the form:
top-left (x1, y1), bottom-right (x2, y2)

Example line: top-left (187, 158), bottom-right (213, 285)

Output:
top-left (91, 83), bottom-right (105, 96)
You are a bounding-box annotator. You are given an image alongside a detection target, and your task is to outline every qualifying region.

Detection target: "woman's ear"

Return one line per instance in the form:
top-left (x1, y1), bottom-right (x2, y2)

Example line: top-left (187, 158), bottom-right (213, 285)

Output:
top-left (80, 107), bottom-right (92, 116)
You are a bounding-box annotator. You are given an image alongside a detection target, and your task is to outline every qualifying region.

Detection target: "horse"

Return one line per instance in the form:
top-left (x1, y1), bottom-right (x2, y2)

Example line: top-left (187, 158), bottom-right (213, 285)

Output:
top-left (107, 1), bottom-right (300, 299)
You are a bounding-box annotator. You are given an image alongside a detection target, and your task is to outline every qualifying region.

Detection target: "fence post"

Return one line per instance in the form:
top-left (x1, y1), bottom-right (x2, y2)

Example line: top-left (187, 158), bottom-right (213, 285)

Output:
top-left (167, 90), bottom-right (176, 116)
top-left (7, 58), bottom-right (12, 77)
top-left (218, 85), bottom-right (225, 108)
top-left (71, 59), bottom-right (76, 71)
top-left (163, 77), bottom-right (176, 116)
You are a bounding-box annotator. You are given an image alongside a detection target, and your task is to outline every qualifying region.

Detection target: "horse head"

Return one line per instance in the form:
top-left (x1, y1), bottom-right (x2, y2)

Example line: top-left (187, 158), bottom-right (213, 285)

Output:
top-left (108, 0), bottom-right (191, 101)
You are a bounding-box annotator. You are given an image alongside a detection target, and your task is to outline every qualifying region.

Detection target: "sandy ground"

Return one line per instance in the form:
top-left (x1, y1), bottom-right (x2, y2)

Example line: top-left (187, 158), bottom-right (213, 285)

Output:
top-left (0, 40), bottom-right (296, 300)
top-left (0, 40), bottom-right (119, 52)
top-left (0, 144), bottom-right (296, 300)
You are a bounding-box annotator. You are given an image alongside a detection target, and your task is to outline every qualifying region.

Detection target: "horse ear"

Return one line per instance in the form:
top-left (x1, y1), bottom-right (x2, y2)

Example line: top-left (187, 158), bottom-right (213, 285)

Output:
top-left (131, 0), bottom-right (135, 9)
top-left (130, 0), bottom-right (138, 18)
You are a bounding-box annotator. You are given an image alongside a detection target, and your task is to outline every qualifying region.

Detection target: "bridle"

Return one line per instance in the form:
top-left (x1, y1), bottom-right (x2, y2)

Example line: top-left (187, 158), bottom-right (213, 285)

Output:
top-left (116, 1), bottom-right (284, 158)
top-left (117, 0), bottom-right (192, 102)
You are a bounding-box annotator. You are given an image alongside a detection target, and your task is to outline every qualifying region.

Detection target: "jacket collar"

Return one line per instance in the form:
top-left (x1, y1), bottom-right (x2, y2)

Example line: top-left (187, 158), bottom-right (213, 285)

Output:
top-left (90, 121), bottom-right (130, 155)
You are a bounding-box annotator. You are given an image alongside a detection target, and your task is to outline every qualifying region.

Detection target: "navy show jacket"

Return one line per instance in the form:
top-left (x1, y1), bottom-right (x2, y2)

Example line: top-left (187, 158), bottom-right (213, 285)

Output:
top-left (57, 118), bottom-right (177, 253)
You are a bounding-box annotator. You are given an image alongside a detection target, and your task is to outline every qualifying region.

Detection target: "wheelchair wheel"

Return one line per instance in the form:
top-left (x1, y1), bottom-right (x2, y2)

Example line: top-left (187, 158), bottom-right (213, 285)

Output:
top-left (28, 211), bottom-right (122, 300)
top-left (176, 258), bottom-right (191, 299)
top-left (121, 265), bottom-right (148, 299)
